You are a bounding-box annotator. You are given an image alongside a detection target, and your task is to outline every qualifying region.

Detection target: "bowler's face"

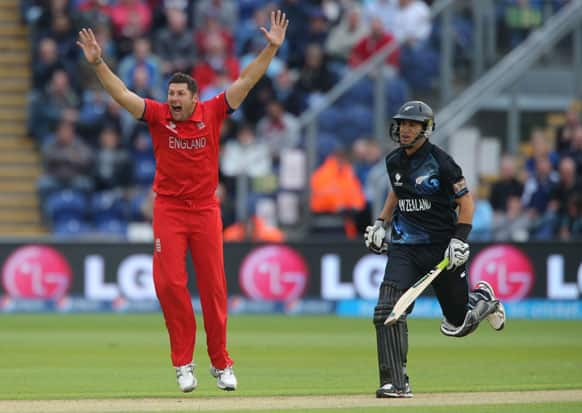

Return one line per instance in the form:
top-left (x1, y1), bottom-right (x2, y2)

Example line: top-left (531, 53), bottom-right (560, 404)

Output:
top-left (167, 83), bottom-right (197, 121)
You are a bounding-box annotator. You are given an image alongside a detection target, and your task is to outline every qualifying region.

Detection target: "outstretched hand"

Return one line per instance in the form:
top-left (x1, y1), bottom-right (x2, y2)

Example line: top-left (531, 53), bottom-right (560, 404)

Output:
top-left (260, 10), bottom-right (289, 48)
top-left (76, 28), bottom-right (103, 65)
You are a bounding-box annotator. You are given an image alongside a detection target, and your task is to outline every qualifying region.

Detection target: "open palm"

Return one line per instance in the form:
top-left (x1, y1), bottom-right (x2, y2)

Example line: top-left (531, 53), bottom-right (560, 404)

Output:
top-left (76, 28), bottom-right (102, 64)
top-left (260, 10), bottom-right (289, 48)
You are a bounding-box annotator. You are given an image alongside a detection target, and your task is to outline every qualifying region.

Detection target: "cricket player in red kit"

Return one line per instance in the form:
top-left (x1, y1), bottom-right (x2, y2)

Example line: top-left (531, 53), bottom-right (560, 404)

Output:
top-left (77, 10), bottom-right (289, 393)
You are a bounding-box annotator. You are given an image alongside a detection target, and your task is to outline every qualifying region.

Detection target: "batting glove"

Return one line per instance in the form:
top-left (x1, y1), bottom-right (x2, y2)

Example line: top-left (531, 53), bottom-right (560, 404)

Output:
top-left (364, 219), bottom-right (388, 254)
top-left (444, 238), bottom-right (470, 270)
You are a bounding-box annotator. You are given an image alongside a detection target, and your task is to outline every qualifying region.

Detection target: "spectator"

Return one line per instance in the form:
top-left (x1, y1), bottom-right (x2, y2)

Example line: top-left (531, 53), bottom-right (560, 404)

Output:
top-left (220, 123), bottom-right (273, 178)
top-left (391, 0), bottom-right (432, 46)
top-left (32, 0), bottom-right (72, 39)
top-left (325, 5), bottom-right (368, 62)
top-left (470, 184), bottom-right (494, 242)
top-left (555, 101), bottom-right (581, 154)
top-left (489, 154), bottom-right (524, 212)
top-left (310, 147), bottom-right (366, 238)
top-left (237, 4), bottom-right (287, 61)
top-left (352, 138), bottom-right (384, 231)
top-left (77, 22), bottom-right (117, 91)
top-left (393, 0), bottom-right (437, 89)
top-left (194, 0), bottom-right (239, 29)
top-left (492, 195), bottom-right (530, 241)
top-left (348, 16), bottom-right (399, 70)
top-left (304, 8), bottom-right (330, 49)
top-left (42, 14), bottom-right (79, 83)
top-left (568, 126), bottom-right (582, 176)
top-left (194, 11), bottom-right (235, 56)
top-left (272, 63), bottom-right (303, 115)
top-left (295, 43), bottom-right (336, 99)
top-left (279, 0), bottom-right (310, 67)
top-left (223, 214), bottom-right (285, 242)
top-left (522, 156), bottom-right (560, 239)
top-left (240, 32), bottom-right (285, 79)
top-left (192, 33), bottom-right (239, 95)
top-left (364, 0), bottom-right (398, 31)
top-left (93, 127), bottom-right (132, 191)
top-left (153, 7), bottom-right (196, 78)
top-left (310, 147), bottom-right (366, 214)
top-left (110, 0), bottom-right (152, 41)
top-left (74, 0), bottom-right (113, 28)
top-left (549, 157), bottom-right (580, 213)
top-left (32, 37), bottom-right (68, 90)
top-left (118, 37), bottom-right (164, 100)
top-left (216, 180), bottom-right (236, 228)
top-left (559, 193), bottom-right (582, 240)
top-left (77, 91), bottom-right (122, 143)
top-left (37, 120), bottom-right (94, 198)
top-left (524, 128), bottom-right (559, 177)
top-left (28, 69), bottom-right (80, 142)
top-left (503, 0), bottom-right (543, 48)
top-left (256, 100), bottom-right (300, 162)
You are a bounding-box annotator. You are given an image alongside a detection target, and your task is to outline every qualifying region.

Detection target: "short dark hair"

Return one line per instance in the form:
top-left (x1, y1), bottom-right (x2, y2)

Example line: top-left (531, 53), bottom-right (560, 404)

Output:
top-left (168, 72), bottom-right (198, 95)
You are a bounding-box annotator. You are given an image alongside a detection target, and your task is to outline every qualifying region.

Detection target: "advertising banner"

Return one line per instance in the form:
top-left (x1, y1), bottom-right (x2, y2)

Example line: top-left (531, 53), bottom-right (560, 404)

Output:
top-left (0, 241), bottom-right (581, 316)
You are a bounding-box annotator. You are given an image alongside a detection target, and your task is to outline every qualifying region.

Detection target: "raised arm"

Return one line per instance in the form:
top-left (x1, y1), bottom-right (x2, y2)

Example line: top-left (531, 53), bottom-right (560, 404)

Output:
top-left (77, 28), bottom-right (145, 119)
top-left (225, 10), bottom-right (288, 110)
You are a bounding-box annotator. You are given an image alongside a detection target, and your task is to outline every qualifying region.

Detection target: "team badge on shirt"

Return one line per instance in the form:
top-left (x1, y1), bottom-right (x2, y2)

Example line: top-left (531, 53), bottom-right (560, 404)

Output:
top-left (196, 121), bottom-right (205, 129)
top-left (167, 121), bottom-right (176, 130)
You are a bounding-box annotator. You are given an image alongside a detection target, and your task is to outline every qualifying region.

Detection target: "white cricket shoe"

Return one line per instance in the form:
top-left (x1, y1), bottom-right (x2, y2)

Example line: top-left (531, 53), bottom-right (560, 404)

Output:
top-left (376, 382), bottom-right (413, 398)
top-left (476, 281), bottom-right (506, 331)
top-left (176, 363), bottom-right (197, 393)
top-left (210, 365), bottom-right (237, 391)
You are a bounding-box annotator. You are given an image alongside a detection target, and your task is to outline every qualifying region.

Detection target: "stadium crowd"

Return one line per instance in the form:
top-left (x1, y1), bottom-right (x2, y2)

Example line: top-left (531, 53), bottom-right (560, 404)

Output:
top-left (19, 0), bottom-right (580, 241)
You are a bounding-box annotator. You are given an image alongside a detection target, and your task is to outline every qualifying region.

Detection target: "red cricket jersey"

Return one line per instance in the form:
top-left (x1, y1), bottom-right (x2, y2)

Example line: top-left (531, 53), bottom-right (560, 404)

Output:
top-left (142, 93), bottom-right (232, 200)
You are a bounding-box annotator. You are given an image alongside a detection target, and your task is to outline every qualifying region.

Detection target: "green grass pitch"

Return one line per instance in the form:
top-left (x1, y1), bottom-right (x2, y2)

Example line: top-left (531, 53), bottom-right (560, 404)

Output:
top-left (0, 314), bottom-right (581, 412)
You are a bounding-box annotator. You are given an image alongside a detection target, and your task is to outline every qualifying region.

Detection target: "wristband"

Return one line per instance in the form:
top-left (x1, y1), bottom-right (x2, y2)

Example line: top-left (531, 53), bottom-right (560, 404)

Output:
top-left (454, 223), bottom-right (472, 242)
top-left (92, 57), bottom-right (103, 66)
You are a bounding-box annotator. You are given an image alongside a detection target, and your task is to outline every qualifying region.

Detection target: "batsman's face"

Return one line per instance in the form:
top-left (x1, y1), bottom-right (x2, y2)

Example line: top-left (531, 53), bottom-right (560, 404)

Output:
top-left (399, 119), bottom-right (423, 145)
top-left (168, 83), bottom-right (197, 121)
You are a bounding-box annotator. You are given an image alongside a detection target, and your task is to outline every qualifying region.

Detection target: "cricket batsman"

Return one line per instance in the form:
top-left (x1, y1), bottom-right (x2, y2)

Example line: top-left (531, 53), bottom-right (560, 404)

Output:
top-left (364, 101), bottom-right (506, 398)
top-left (77, 10), bottom-right (289, 393)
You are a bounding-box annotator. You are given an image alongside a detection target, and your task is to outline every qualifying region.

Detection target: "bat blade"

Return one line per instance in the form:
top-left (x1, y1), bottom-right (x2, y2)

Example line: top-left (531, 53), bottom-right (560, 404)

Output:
top-left (384, 257), bottom-right (449, 325)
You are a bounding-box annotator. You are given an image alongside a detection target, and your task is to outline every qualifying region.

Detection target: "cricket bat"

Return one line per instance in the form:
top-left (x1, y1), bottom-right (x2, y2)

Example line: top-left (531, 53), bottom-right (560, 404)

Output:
top-left (384, 257), bottom-right (449, 325)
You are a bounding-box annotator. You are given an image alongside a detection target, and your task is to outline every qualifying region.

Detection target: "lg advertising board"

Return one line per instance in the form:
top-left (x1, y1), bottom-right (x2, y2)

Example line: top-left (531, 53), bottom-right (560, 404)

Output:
top-left (0, 242), bottom-right (581, 316)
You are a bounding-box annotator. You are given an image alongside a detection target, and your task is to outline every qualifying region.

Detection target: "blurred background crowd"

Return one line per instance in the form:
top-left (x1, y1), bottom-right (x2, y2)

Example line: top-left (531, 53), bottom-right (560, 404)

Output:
top-left (13, 0), bottom-right (581, 242)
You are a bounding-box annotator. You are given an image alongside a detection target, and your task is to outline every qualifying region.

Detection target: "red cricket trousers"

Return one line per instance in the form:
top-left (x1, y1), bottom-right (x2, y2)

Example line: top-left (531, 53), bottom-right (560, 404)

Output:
top-left (152, 194), bottom-right (233, 369)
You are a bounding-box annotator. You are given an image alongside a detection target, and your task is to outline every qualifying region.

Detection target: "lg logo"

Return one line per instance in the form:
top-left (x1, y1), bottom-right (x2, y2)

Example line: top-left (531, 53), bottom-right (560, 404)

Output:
top-left (469, 245), bottom-right (534, 301)
top-left (1, 246), bottom-right (72, 300)
top-left (239, 246), bottom-right (309, 301)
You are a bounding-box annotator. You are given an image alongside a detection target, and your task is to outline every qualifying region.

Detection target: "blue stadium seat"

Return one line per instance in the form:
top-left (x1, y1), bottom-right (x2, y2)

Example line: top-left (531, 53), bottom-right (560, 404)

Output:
top-left (52, 218), bottom-right (91, 237)
top-left (91, 191), bottom-right (127, 223)
top-left (132, 156), bottom-right (156, 187)
top-left (338, 78), bottom-right (374, 107)
top-left (385, 76), bottom-right (411, 117)
top-left (318, 107), bottom-right (342, 134)
top-left (95, 218), bottom-right (128, 237)
top-left (43, 189), bottom-right (88, 223)
top-left (335, 105), bottom-right (374, 145)
top-left (129, 189), bottom-right (150, 221)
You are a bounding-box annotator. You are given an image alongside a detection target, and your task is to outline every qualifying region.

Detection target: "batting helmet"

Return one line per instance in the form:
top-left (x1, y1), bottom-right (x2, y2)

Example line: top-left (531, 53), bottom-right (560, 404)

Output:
top-left (390, 100), bottom-right (435, 148)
